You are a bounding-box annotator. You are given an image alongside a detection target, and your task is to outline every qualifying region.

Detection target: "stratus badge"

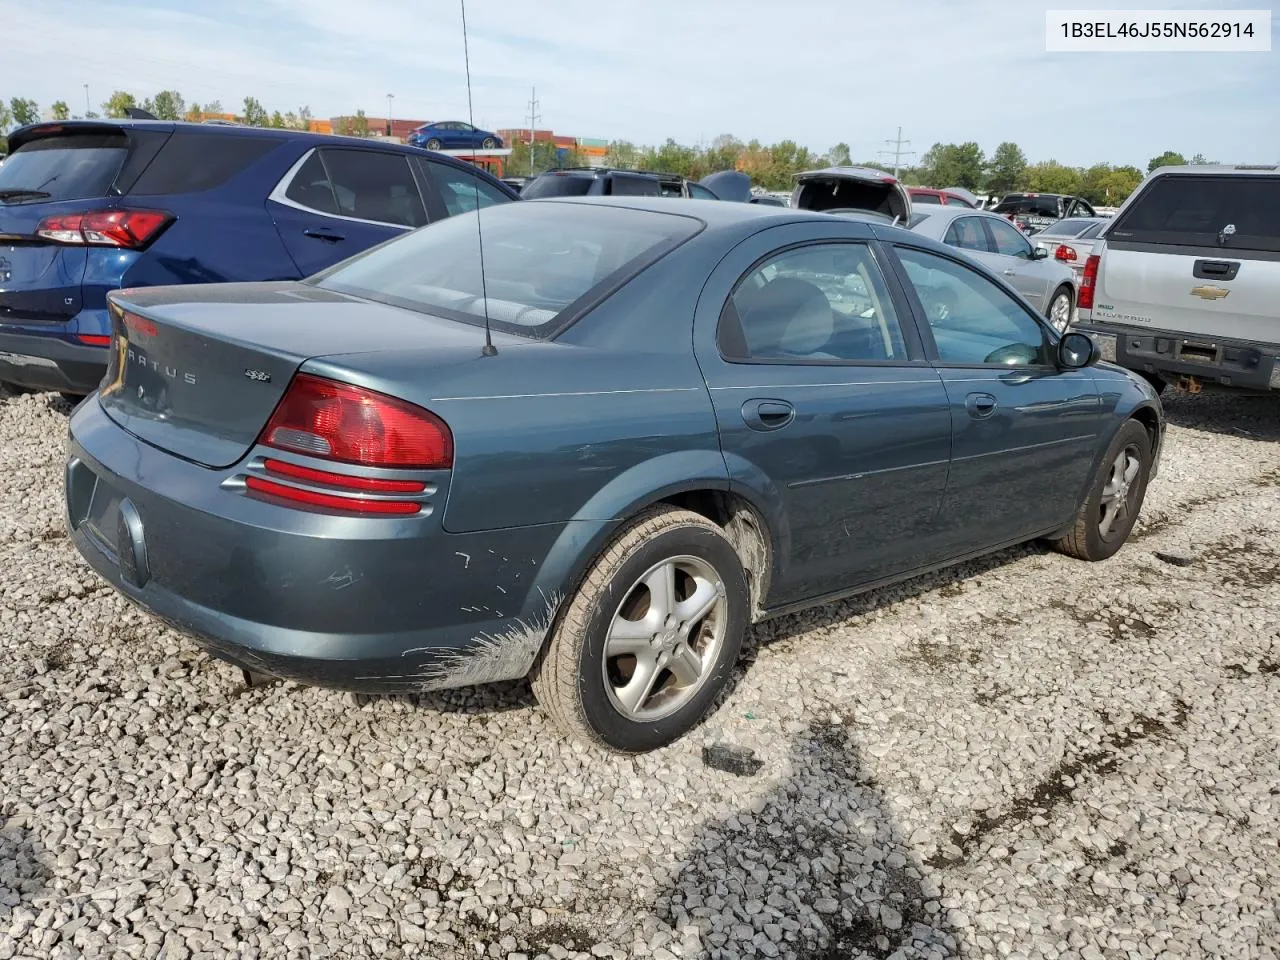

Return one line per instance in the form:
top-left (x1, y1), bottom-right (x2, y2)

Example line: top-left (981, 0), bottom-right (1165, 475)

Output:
top-left (1190, 285), bottom-right (1230, 301)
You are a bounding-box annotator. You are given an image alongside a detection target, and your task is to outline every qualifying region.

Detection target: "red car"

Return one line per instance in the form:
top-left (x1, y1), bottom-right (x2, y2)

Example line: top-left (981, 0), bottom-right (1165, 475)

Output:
top-left (907, 187), bottom-right (976, 208)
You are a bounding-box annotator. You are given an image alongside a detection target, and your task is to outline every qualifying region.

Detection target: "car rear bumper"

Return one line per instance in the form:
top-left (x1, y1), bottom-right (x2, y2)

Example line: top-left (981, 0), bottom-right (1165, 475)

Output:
top-left (1076, 321), bottom-right (1280, 392)
top-left (0, 329), bottom-right (108, 394)
top-left (65, 397), bottom-right (574, 693)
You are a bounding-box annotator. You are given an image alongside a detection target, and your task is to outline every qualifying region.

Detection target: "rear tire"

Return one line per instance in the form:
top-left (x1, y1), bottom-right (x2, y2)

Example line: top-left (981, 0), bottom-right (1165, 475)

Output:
top-left (1053, 419), bottom-right (1152, 561)
top-left (531, 506), bottom-right (749, 753)
top-left (1046, 285), bottom-right (1073, 333)
top-left (425, 138), bottom-right (442, 150)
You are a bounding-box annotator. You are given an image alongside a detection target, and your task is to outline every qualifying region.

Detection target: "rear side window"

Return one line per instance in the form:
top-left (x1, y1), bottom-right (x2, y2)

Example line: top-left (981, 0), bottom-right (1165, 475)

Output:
top-left (944, 217), bottom-right (989, 252)
top-left (913, 193), bottom-right (942, 204)
top-left (1110, 175), bottom-right (1280, 252)
top-left (129, 132), bottom-right (278, 195)
top-left (284, 152), bottom-right (338, 214)
top-left (521, 174), bottom-right (596, 198)
top-left (0, 133), bottom-right (126, 202)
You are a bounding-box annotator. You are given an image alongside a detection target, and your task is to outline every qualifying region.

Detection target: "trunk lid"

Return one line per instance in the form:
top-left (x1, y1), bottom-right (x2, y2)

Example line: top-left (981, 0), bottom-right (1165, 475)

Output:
top-left (99, 281), bottom-right (511, 468)
top-left (0, 123), bottom-right (169, 324)
top-left (791, 167), bottom-right (912, 224)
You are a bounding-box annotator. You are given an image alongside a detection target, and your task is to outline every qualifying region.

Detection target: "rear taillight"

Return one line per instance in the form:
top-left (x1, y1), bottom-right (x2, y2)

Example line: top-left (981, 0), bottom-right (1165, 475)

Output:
top-left (76, 334), bottom-right (112, 346)
top-left (36, 209), bottom-right (173, 249)
top-left (1079, 255), bottom-right (1101, 310)
top-left (1054, 244), bottom-right (1077, 262)
top-left (244, 476), bottom-right (422, 515)
top-left (259, 374), bottom-right (453, 469)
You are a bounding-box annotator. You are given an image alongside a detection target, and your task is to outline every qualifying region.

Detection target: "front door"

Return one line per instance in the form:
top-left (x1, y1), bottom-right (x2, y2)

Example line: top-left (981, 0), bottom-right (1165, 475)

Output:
top-left (888, 243), bottom-right (1105, 553)
top-left (693, 223), bottom-right (954, 606)
top-left (268, 147), bottom-right (426, 276)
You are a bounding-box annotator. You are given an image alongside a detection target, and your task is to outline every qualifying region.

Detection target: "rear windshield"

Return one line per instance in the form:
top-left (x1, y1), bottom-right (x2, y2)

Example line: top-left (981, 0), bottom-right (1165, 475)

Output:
top-left (912, 193), bottom-right (942, 204)
top-left (521, 174), bottom-right (595, 199)
top-left (0, 133), bottom-right (127, 203)
top-left (1036, 217), bottom-right (1092, 237)
top-left (314, 201), bottom-right (701, 338)
top-left (993, 196), bottom-right (1060, 217)
top-left (1109, 175), bottom-right (1280, 252)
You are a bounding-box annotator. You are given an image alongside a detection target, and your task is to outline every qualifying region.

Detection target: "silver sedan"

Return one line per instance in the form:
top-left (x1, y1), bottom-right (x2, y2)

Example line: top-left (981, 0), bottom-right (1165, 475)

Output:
top-left (908, 206), bottom-right (1079, 332)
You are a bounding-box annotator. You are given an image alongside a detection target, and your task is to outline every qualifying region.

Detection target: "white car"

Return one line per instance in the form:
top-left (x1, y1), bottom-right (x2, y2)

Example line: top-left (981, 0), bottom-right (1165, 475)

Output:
top-left (1074, 163), bottom-right (1280, 394)
top-left (909, 206), bottom-right (1079, 332)
top-left (1032, 217), bottom-right (1109, 278)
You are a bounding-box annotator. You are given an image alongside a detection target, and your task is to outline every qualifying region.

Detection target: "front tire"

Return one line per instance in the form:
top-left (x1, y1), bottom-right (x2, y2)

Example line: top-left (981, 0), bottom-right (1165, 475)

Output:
top-left (531, 506), bottom-right (749, 752)
top-left (1053, 419), bottom-right (1152, 561)
top-left (481, 137), bottom-right (497, 149)
top-left (1047, 285), bottom-right (1073, 333)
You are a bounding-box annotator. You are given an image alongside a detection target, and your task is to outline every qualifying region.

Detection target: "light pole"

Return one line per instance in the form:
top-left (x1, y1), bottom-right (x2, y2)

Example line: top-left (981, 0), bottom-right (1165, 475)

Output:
top-left (386, 94), bottom-right (394, 138)
top-left (84, 84), bottom-right (90, 117)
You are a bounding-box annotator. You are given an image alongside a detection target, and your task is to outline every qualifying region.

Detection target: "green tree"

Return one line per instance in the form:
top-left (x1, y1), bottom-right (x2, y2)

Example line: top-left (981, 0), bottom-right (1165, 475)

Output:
top-left (919, 141), bottom-right (984, 189)
top-left (146, 90), bottom-right (185, 121)
top-left (703, 134), bottom-right (744, 174)
top-left (352, 109), bottom-right (370, 137)
top-left (297, 106), bottom-right (313, 131)
top-left (509, 139), bottom-right (563, 176)
top-left (51, 100), bottom-right (71, 121)
top-left (1188, 152), bottom-right (1215, 165)
top-left (1097, 165), bottom-right (1144, 204)
top-left (9, 98), bottom-right (39, 126)
top-left (1078, 163), bottom-right (1114, 205)
top-left (241, 97), bottom-right (268, 127)
top-left (0, 99), bottom-right (11, 132)
top-left (643, 138), bottom-right (700, 178)
top-left (826, 142), bottom-right (852, 167)
top-left (604, 140), bottom-right (641, 168)
top-left (270, 111), bottom-right (286, 128)
top-left (985, 141), bottom-right (1027, 195)
top-left (205, 100), bottom-right (222, 114)
top-left (1025, 160), bottom-right (1082, 195)
top-left (102, 91), bottom-right (138, 118)
top-left (1147, 150), bottom-right (1186, 173)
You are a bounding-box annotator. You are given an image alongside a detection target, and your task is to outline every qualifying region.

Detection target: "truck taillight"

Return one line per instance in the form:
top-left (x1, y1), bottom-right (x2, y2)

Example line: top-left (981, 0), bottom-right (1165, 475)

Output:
top-left (1079, 255), bottom-right (1101, 310)
top-left (36, 210), bottom-right (173, 249)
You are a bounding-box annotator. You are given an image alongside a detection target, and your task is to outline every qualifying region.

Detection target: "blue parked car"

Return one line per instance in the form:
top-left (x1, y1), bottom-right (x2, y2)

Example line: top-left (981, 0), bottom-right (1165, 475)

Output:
top-left (406, 121), bottom-right (503, 151)
top-left (0, 119), bottom-right (518, 397)
top-left (65, 198), bottom-right (1163, 752)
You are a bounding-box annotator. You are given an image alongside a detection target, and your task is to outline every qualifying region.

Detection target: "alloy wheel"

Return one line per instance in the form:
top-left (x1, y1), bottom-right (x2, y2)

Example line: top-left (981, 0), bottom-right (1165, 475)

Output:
top-left (1099, 444), bottom-right (1142, 539)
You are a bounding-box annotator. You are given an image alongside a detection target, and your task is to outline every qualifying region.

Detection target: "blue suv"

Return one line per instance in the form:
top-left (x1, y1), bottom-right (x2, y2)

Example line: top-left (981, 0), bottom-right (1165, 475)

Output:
top-left (0, 119), bottom-right (519, 396)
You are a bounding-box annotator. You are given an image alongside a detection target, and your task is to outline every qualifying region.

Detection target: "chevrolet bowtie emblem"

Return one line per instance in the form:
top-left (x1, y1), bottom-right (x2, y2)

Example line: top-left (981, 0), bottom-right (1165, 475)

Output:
top-left (1190, 285), bottom-right (1230, 301)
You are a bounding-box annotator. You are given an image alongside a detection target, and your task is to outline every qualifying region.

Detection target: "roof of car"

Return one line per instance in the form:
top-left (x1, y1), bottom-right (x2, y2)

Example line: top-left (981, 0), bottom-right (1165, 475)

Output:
top-left (908, 205), bottom-right (1004, 224)
top-left (1147, 163), bottom-right (1279, 177)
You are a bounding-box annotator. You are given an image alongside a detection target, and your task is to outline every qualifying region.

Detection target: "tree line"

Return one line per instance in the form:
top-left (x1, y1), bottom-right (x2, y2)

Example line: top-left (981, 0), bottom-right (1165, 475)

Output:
top-left (0, 91), bottom-right (1213, 205)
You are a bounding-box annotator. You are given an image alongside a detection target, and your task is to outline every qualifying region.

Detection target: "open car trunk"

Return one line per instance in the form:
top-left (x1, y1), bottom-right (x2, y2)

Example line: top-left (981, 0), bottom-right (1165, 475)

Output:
top-left (791, 167), bottom-right (912, 224)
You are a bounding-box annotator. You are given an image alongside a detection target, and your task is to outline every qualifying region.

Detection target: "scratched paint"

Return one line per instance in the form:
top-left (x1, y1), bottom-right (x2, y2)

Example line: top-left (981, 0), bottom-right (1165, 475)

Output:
top-left (410, 589), bottom-right (563, 691)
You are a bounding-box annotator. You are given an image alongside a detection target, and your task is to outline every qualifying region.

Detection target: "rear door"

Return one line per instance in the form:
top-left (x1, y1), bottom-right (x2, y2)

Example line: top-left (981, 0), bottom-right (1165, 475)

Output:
top-left (0, 126), bottom-right (143, 325)
top-left (1094, 172), bottom-right (1280, 344)
top-left (983, 216), bottom-right (1053, 306)
top-left (268, 147), bottom-right (427, 276)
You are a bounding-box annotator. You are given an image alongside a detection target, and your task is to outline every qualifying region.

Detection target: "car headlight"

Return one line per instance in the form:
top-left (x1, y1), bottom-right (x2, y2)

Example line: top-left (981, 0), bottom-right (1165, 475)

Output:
top-left (1089, 332), bottom-right (1117, 362)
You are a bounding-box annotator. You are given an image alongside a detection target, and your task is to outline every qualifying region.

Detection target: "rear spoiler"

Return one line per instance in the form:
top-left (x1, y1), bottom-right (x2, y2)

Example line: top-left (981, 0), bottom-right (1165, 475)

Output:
top-left (6, 119), bottom-right (135, 152)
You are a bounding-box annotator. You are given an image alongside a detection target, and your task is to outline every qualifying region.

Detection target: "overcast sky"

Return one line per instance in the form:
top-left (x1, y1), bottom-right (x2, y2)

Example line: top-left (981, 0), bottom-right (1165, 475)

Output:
top-left (7, 0), bottom-right (1277, 168)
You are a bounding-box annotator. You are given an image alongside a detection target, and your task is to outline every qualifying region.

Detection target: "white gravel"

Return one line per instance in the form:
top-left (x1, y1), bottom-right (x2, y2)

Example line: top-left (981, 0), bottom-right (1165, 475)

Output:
top-left (1, 385), bottom-right (1278, 960)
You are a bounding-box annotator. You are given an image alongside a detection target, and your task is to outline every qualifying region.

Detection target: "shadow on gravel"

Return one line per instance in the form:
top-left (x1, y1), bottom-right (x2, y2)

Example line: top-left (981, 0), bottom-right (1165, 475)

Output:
top-left (1160, 388), bottom-right (1280, 442)
top-left (653, 722), bottom-right (957, 959)
top-left (0, 813), bottom-right (50, 923)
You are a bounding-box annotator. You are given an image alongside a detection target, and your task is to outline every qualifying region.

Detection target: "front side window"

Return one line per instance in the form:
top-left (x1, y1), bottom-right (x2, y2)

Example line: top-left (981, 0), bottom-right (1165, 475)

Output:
top-left (896, 246), bottom-right (1051, 367)
top-left (687, 182), bottom-right (718, 200)
top-left (986, 217), bottom-right (1034, 258)
top-left (421, 160), bottom-right (511, 216)
top-left (720, 243), bottom-right (908, 363)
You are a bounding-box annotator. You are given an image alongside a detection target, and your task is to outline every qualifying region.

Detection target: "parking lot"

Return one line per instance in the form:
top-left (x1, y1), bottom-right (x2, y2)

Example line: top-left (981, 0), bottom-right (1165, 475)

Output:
top-left (0, 384), bottom-right (1275, 960)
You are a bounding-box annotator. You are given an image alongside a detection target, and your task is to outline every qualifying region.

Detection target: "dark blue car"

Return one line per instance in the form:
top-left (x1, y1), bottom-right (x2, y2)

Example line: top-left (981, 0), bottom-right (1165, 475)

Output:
top-left (406, 121), bottom-right (503, 151)
top-left (65, 198), bottom-right (1164, 752)
top-left (0, 119), bottom-right (518, 397)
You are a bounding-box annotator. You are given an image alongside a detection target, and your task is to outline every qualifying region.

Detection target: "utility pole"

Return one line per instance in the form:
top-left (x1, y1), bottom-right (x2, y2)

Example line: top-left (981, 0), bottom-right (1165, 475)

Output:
top-left (83, 84), bottom-right (90, 117)
top-left (386, 93), bottom-right (394, 138)
top-left (879, 126), bottom-right (914, 178)
top-left (526, 86), bottom-right (541, 176)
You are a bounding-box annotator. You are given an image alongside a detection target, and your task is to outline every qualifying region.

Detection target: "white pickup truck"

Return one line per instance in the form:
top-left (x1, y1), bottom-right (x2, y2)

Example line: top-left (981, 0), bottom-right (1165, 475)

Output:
top-left (1073, 164), bottom-right (1280, 394)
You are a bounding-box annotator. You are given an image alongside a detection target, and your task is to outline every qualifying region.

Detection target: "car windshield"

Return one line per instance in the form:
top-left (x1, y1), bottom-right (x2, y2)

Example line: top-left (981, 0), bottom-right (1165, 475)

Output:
top-left (0, 132), bottom-right (127, 203)
top-left (521, 174), bottom-right (596, 198)
top-left (314, 202), bottom-right (701, 338)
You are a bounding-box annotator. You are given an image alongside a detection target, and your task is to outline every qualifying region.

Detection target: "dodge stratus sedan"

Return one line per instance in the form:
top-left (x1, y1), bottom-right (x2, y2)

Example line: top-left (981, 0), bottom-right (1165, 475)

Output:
top-left (66, 198), bottom-right (1163, 752)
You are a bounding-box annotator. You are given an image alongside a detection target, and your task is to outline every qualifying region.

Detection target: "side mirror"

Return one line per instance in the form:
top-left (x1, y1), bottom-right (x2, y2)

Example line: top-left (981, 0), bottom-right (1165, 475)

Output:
top-left (1058, 331), bottom-right (1099, 369)
top-left (1030, 246), bottom-right (1049, 261)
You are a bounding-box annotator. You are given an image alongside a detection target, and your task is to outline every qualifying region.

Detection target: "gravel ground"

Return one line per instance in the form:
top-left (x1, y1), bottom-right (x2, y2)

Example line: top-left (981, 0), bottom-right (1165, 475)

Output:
top-left (1, 385), bottom-right (1278, 960)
